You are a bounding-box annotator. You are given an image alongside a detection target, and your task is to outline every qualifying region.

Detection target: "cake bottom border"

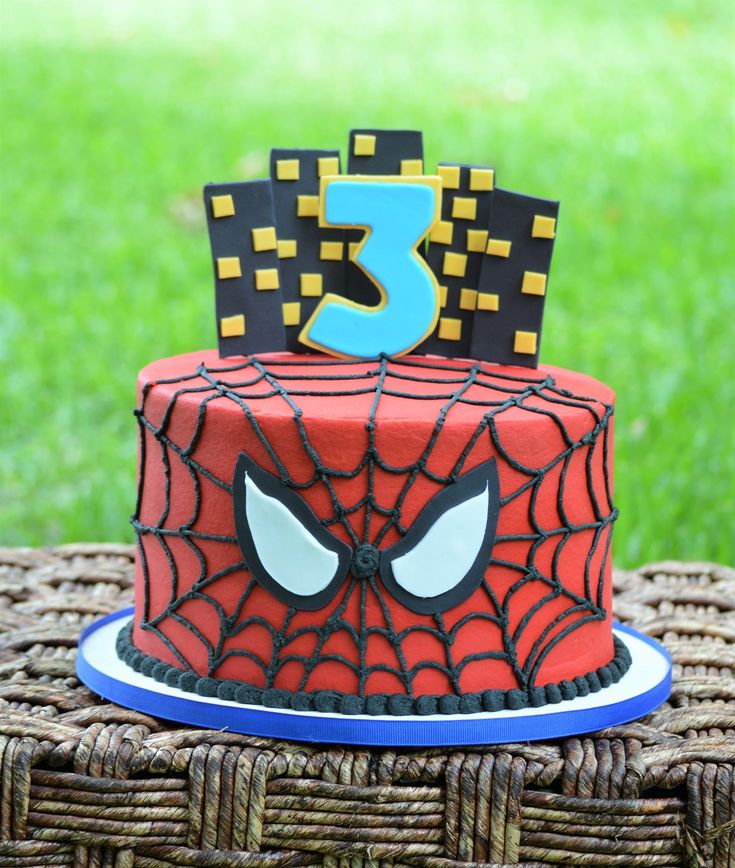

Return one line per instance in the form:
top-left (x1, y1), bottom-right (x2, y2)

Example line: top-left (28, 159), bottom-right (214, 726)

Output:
top-left (115, 619), bottom-right (633, 717)
top-left (77, 609), bottom-right (671, 745)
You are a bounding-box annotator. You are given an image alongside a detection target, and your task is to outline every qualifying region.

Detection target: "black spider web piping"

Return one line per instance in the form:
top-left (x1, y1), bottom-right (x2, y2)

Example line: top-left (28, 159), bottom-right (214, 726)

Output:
top-left (126, 353), bottom-right (624, 715)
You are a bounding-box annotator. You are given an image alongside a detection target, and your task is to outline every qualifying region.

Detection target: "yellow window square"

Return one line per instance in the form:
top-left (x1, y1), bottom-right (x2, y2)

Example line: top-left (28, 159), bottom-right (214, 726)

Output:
top-left (353, 134), bottom-right (376, 156)
top-left (277, 239), bottom-right (297, 259)
top-left (532, 214), bottom-right (556, 239)
top-left (255, 268), bottom-right (280, 291)
top-left (477, 292), bottom-right (500, 312)
top-left (348, 242), bottom-right (360, 261)
top-left (318, 156), bottom-right (340, 177)
top-left (486, 238), bottom-right (512, 258)
top-left (400, 159), bottom-right (423, 175)
top-left (437, 165), bottom-right (460, 189)
top-left (438, 285), bottom-right (448, 308)
top-left (211, 194), bottom-right (235, 219)
top-left (282, 302), bottom-right (301, 327)
top-left (320, 241), bottom-right (344, 261)
top-left (438, 317), bottom-right (462, 341)
top-left (220, 314), bottom-right (245, 337)
top-left (469, 168), bottom-right (495, 191)
top-left (514, 330), bottom-right (538, 355)
top-left (300, 273), bottom-right (323, 297)
top-left (459, 288), bottom-right (478, 311)
top-left (297, 195), bottom-right (319, 217)
top-left (276, 159), bottom-right (300, 181)
top-left (217, 257), bottom-right (241, 279)
top-left (521, 271), bottom-right (547, 296)
top-left (251, 226), bottom-right (277, 252)
top-left (452, 197), bottom-right (477, 221)
top-left (443, 251), bottom-right (467, 278)
top-left (429, 220), bottom-right (453, 245)
top-left (466, 229), bottom-right (488, 253)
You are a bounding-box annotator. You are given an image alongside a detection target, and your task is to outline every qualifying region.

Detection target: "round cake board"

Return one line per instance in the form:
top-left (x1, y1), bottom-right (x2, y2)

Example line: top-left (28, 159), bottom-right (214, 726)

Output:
top-left (77, 609), bottom-right (671, 747)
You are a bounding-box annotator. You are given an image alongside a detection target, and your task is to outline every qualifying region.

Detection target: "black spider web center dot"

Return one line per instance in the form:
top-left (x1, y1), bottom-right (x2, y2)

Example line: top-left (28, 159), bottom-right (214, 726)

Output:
top-left (351, 544), bottom-right (380, 579)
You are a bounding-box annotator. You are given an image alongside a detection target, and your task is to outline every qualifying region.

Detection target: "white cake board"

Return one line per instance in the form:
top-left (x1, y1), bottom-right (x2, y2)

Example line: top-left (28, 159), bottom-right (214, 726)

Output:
top-left (77, 609), bottom-right (671, 747)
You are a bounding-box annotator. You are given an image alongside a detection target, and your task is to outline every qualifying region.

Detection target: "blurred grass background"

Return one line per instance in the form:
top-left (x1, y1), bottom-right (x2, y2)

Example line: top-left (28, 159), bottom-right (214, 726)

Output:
top-left (1, 0), bottom-right (733, 565)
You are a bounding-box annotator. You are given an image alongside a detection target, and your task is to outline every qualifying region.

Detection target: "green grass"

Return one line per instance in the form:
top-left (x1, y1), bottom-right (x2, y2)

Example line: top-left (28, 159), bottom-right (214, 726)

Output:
top-left (1, 0), bottom-right (733, 566)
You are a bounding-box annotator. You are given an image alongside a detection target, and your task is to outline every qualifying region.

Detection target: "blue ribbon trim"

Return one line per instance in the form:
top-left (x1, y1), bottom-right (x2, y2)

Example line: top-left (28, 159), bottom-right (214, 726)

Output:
top-left (77, 609), bottom-right (671, 747)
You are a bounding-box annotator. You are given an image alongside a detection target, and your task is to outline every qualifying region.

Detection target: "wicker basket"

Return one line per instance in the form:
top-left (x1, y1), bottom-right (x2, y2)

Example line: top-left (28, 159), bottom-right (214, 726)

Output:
top-left (0, 545), bottom-right (732, 867)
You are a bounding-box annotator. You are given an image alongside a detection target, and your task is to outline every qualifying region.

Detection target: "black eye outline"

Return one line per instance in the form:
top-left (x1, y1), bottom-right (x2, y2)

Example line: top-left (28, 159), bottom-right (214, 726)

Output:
top-left (379, 459), bottom-right (500, 615)
top-left (232, 452), bottom-right (499, 615)
top-left (232, 452), bottom-right (352, 611)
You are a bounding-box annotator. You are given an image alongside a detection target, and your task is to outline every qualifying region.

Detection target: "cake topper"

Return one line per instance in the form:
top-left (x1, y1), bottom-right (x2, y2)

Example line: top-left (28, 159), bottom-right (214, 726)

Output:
top-left (419, 162), bottom-right (497, 358)
top-left (269, 149), bottom-right (345, 352)
top-left (204, 129), bottom-right (559, 367)
top-left (345, 129), bottom-right (426, 307)
top-left (300, 174), bottom-right (442, 358)
top-left (204, 180), bottom-right (286, 356)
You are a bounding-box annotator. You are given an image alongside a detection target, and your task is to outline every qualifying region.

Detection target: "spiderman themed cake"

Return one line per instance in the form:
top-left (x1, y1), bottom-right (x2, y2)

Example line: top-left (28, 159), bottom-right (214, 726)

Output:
top-left (78, 129), bottom-right (671, 744)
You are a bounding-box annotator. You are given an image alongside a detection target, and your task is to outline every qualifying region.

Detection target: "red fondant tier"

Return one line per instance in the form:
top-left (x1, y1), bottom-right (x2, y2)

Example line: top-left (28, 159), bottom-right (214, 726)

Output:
top-left (132, 351), bottom-right (616, 700)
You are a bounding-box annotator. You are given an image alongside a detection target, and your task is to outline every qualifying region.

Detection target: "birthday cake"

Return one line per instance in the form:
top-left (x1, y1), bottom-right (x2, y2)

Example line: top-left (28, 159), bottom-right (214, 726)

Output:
top-left (117, 130), bottom-right (633, 717)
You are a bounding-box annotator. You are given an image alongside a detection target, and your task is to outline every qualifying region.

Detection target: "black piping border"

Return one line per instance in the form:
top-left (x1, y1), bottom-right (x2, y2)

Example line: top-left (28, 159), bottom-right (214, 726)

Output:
top-left (116, 621), bottom-right (632, 717)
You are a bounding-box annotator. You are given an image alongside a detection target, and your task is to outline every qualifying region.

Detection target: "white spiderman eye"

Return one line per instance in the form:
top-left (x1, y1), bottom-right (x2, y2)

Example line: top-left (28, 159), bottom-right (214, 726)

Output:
top-left (391, 484), bottom-right (490, 595)
top-left (244, 475), bottom-right (337, 595)
top-left (233, 454), bottom-right (352, 610)
top-left (380, 459), bottom-right (500, 614)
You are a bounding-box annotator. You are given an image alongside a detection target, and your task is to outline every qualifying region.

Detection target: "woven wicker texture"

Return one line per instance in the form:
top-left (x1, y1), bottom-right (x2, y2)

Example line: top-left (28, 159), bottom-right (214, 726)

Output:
top-left (0, 546), bottom-right (732, 867)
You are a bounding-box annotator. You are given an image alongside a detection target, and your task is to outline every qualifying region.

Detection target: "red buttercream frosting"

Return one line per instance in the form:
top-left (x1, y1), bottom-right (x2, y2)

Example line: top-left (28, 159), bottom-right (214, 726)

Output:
top-left (132, 350), bottom-right (616, 699)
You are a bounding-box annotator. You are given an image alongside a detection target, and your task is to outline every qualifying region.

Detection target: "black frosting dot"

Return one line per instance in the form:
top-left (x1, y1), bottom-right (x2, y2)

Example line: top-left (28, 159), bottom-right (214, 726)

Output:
top-left (365, 694), bottom-right (388, 715)
top-left (263, 688), bottom-right (291, 709)
top-left (598, 667), bottom-right (613, 688)
top-left (529, 686), bottom-right (547, 707)
top-left (164, 668), bottom-right (181, 689)
top-left (351, 544), bottom-right (380, 579)
top-left (234, 685), bottom-right (261, 705)
top-left (574, 675), bottom-right (590, 697)
top-left (415, 695), bottom-right (438, 715)
top-left (545, 683), bottom-right (563, 704)
top-left (178, 672), bottom-right (198, 692)
top-left (459, 694), bottom-right (482, 714)
top-left (140, 658), bottom-right (157, 678)
top-left (314, 690), bottom-right (341, 713)
top-left (506, 689), bottom-right (529, 710)
top-left (195, 677), bottom-right (219, 698)
top-left (151, 662), bottom-right (169, 683)
top-left (290, 692), bottom-right (312, 711)
top-left (387, 694), bottom-right (412, 716)
top-left (217, 681), bottom-right (237, 701)
top-left (618, 640), bottom-right (632, 666)
top-left (560, 679), bottom-right (577, 701)
top-left (482, 690), bottom-right (504, 712)
top-left (339, 695), bottom-right (363, 715)
top-left (438, 694), bottom-right (460, 715)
